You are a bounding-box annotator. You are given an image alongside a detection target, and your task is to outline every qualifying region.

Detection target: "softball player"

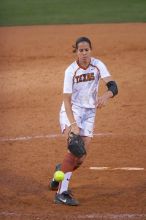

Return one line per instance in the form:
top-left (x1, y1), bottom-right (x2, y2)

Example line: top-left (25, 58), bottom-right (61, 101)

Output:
top-left (49, 37), bottom-right (118, 206)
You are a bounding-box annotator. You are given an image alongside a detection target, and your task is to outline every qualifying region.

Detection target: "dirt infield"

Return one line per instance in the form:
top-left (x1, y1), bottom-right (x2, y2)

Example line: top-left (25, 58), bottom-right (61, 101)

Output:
top-left (0, 23), bottom-right (146, 220)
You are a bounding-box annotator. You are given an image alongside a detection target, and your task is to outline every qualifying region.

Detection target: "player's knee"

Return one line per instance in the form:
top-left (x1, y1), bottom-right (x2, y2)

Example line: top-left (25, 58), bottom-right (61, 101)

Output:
top-left (63, 152), bottom-right (86, 171)
top-left (73, 154), bottom-right (87, 170)
top-left (61, 152), bottom-right (77, 172)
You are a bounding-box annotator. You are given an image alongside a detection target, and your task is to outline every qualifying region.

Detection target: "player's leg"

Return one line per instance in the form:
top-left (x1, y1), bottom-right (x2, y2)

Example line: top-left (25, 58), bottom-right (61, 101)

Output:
top-left (54, 126), bottom-right (81, 206)
top-left (52, 107), bottom-right (95, 205)
top-left (54, 135), bottom-right (91, 205)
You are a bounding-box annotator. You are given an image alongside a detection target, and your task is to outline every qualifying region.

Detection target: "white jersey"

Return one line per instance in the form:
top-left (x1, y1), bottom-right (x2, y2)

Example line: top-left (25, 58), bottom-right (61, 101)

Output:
top-left (62, 57), bottom-right (111, 109)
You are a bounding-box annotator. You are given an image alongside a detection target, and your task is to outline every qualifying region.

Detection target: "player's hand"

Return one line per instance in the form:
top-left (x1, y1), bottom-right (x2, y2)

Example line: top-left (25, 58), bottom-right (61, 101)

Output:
top-left (96, 96), bottom-right (107, 108)
top-left (97, 91), bottom-right (113, 109)
top-left (70, 123), bottom-right (80, 135)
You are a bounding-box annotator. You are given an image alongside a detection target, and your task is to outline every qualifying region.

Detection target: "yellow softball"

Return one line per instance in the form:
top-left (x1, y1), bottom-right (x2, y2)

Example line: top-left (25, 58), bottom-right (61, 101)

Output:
top-left (54, 171), bottom-right (65, 182)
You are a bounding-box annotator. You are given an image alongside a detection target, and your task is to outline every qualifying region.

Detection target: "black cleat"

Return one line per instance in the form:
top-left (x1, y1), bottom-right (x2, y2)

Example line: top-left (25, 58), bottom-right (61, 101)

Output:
top-left (54, 190), bottom-right (79, 206)
top-left (49, 164), bottom-right (61, 191)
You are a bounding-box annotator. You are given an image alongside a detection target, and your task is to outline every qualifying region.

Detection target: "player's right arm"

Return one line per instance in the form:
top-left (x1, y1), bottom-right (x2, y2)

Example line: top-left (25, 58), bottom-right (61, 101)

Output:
top-left (63, 66), bottom-right (80, 134)
top-left (63, 93), bottom-right (79, 134)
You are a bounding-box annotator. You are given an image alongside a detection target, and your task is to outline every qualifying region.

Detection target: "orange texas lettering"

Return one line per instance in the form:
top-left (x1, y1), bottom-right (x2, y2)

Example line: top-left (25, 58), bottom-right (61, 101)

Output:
top-left (75, 73), bottom-right (95, 83)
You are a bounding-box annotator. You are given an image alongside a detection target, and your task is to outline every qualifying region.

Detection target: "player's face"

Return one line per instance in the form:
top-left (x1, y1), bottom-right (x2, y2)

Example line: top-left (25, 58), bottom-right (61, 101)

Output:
top-left (76, 42), bottom-right (91, 64)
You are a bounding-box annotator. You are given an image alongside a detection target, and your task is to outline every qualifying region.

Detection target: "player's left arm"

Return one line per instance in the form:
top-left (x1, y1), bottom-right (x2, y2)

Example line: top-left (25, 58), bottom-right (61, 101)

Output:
top-left (97, 76), bottom-right (118, 108)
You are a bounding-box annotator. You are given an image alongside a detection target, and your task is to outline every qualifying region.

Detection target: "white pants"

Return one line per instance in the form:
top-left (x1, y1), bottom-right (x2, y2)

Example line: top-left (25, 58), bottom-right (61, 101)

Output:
top-left (59, 105), bottom-right (96, 137)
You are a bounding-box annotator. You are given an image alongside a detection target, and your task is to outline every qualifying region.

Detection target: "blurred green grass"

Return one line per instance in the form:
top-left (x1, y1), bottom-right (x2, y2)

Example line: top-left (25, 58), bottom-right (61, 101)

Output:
top-left (0, 0), bottom-right (146, 26)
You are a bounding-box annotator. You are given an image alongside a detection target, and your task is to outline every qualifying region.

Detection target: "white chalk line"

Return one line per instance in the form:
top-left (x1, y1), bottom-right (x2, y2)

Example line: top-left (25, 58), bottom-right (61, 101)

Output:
top-left (0, 211), bottom-right (146, 220)
top-left (90, 167), bottom-right (145, 171)
top-left (78, 213), bottom-right (146, 219)
top-left (0, 134), bottom-right (61, 142)
top-left (0, 132), bottom-right (146, 142)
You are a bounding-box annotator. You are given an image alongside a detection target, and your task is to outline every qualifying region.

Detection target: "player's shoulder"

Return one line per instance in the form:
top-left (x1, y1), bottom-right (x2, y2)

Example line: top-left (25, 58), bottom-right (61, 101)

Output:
top-left (65, 61), bottom-right (78, 73)
top-left (91, 57), bottom-right (105, 67)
